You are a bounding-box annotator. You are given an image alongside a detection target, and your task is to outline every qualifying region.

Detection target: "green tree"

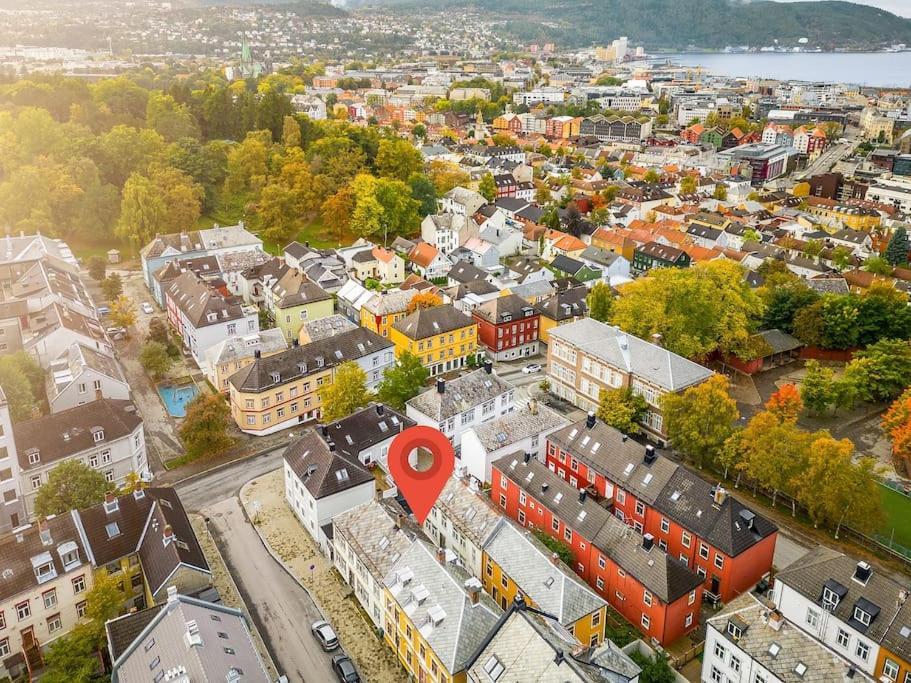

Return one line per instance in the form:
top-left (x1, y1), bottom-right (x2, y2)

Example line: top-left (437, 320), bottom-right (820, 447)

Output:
top-left (282, 115), bottom-right (302, 148)
top-left (146, 91), bottom-right (199, 142)
top-left (318, 361), bottom-right (371, 422)
top-left (844, 339), bottom-right (911, 403)
top-left (412, 123), bottom-right (427, 140)
top-left (101, 272), bottom-right (123, 301)
top-left (643, 169), bottom-right (660, 183)
top-left (34, 460), bottom-right (109, 517)
top-left (349, 174), bottom-right (420, 243)
top-left (408, 172), bottom-right (438, 217)
top-left (661, 375), bottom-right (740, 469)
top-left (864, 255), bottom-right (894, 276)
top-left (586, 281), bottom-right (614, 323)
top-left (857, 283), bottom-right (911, 347)
top-left (93, 124), bottom-right (165, 188)
top-left (0, 352), bottom-right (42, 422)
top-left (224, 131), bottom-right (270, 195)
top-left (478, 172), bottom-right (496, 203)
top-left (713, 184), bottom-right (728, 200)
top-left (679, 176), bottom-right (697, 194)
top-left (760, 281), bottom-right (818, 334)
top-left (87, 255), bottom-right (106, 281)
top-left (801, 360), bottom-right (837, 415)
top-left (376, 137), bottom-right (424, 181)
top-left (376, 351), bottom-right (429, 410)
top-left (736, 410), bottom-right (811, 508)
top-left (116, 172), bottom-right (166, 248)
top-left (885, 227), bottom-right (910, 266)
top-left (629, 651), bottom-right (677, 683)
top-left (109, 294), bottom-right (137, 329)
top-left (179, 392), bottom-right (234, 460)
top-left (255, 90), bottom-right (294, 142)
top-left (596, 388), bottom-right (647, 434)
top-left (140, 341), bottom-right (173, 380)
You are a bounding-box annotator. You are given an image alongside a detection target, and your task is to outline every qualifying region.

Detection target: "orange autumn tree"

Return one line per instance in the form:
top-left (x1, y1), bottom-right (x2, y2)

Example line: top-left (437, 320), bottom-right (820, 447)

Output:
top-left (883, 388), bottom-right (911, 473)
top-left (766, 383), bottom-right (803, 423)
top-left (407, 291), bottom-right (442, 314)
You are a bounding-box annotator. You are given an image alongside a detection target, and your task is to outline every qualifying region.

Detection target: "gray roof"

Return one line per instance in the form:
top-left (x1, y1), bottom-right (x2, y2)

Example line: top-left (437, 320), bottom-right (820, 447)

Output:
top-left (484, 522), bottom-right (606, 626)
top-left (434, 477), bottom-right (505, 549)
top-left (534, 286), bottom-right (588, 322)
top-left (776, 546), bottom-right (911, 662)
top-left (472, 294), bottom-right (537, 325)
top-left (757, 329), bottom-right (803, 355)
top-left (323, 403), bottom-right (415, 461)
top-left (548, 318), bottom-right (713, 391)
top-left (494, 454), bottom-right (702, 603)
top-left (332, 499), bottom-right (414, 583)
top-left (579, 246), bottom-right (623, 268)
top-left (448, 260), bottom-right (488, 284)
top-left (407, 368), bottom-right (513, 421)
top-left (392, 304), bottom-right (474, 340)
top-left (510, 279), bottom-right (557, 301)
top-left (165, 271), bottom-right (248, 328)
top-left (708, 592), bottom-right (874, 683)
top-left (385, 540), bottom-right (501, 674)
top-left (204, 329), bottom-right (288, 366)
top-left (109, 593), bottom-right (270, 683)
top-left (283, 430), bottom-right (374, 500)
top-left (362, 288), bottom-right (417, 316)
top-left (471, 402), bottom-right (567, 451)
top-left (299, 314), bottom-right (358, 342)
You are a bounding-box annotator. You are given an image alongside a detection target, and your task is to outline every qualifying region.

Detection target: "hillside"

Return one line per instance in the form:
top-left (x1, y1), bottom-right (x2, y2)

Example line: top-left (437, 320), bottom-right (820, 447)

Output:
top-left (355, 0), bottom-right (911, 49)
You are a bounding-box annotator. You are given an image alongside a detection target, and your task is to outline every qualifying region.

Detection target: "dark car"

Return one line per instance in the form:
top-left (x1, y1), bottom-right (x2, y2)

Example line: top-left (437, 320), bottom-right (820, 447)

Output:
top-left (332, 655), bottom-right (360, 682)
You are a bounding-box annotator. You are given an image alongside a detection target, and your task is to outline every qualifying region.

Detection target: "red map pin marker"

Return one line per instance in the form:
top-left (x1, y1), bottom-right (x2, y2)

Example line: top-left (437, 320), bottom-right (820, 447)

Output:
top-left (387, 425), bottom-right (455, 525)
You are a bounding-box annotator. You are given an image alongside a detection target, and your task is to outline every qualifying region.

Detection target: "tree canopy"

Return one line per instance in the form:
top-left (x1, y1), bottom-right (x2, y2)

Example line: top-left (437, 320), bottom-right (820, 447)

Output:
top-left (35, 460), bottom-right (109, 517)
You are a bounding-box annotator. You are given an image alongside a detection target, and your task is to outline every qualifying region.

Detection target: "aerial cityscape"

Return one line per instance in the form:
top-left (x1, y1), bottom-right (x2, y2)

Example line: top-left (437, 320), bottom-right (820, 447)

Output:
top-left (1, 0), bottom-right (911, 681)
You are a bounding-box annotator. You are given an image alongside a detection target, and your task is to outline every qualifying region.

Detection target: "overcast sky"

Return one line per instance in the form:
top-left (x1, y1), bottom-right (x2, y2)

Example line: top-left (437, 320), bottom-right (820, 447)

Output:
top-left (768, 0), bottom-right (911, 17)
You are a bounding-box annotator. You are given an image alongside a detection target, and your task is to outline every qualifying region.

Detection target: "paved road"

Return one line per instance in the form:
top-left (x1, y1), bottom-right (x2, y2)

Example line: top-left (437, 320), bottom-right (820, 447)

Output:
top-left (795, 140), bottom-right (856, 180)
top-left (175, 445), bottom-right (288, 512)
top-left (205, 497), bottom-right (336, 683)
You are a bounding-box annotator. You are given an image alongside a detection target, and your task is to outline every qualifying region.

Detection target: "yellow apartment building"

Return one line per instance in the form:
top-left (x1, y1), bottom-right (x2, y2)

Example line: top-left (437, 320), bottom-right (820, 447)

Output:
top-left (359, 289), bottom-right (417, 338)
top-left (389, 304), bottom-right (478, 376)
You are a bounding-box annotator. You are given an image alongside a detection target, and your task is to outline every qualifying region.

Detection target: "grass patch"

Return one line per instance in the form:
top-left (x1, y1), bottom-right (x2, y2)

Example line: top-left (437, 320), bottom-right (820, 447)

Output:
top-left (878, 485), bottom-right (911, 548)
top-left (259, 216), bottom-right (358, 254)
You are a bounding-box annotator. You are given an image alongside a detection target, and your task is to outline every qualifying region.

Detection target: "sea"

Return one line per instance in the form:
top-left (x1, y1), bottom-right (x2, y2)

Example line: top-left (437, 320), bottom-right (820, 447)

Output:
top-left (661, 52), bottom-right (911, 87)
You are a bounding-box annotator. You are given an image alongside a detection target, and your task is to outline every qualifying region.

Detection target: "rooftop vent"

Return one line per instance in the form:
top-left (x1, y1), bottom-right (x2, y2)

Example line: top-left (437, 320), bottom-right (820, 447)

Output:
top-left (642, 534), bottom-right (654, 551)
top-left (644, 444), bottom-right (657, 465)
top-left (854, 561), bottom-right (872, 585)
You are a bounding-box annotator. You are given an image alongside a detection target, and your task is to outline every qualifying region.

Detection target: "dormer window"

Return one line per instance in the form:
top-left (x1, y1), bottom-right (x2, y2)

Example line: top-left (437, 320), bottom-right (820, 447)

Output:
top-left (854, 606), bottom-right (871, 626)
top-left (822, 580), bottom-right (847, 612)
top-left (92, 428), bottom-right (104, 443)
top-left (31, 553), bottom-right (56, 584)
top-left (26, 449), bottom-right (39, 466)
top-left (57, 542), bottom-right (80, 570)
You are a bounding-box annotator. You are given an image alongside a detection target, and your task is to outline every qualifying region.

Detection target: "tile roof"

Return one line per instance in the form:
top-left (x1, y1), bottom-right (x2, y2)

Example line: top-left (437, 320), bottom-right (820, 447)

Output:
top-left (448, 260), bottom-right (488, 284)
top-left (472, 294), bottom-right (538, 325)
top-left (14, 399), bottom-right (142, 470)
top-left (298, 314), bottom-right (358, 342)
top-left (283, 430), bottom-right (374, 500)
top-left (409, 242), bottom-right (441, 268)
top-left (548, 318), bottom-right (713, 391)
top-left (332, 499), bottom-right (414, 581)
top-left (534, 286), bottom-right (588, 322)
top-left (229, 327), bottom-right (392, 393)
top-left (407, 368), bottom-right (513, 421)
top-left (392, 304), bottom-right (474, 340)
top-left (434, 478), bottom-right (504, 549)
top-left (362, 288), bottom-right (417, 316)
top-left (204, 329), bottom-right (288, 367)
top-left (165, 271), bottom-right (249, 328)
top-left (470, 401), bottom-right (567, 452)
top-left (385, 540), bottom-right (501, 674)
top-left (323, 403), bottom-right (415, 461)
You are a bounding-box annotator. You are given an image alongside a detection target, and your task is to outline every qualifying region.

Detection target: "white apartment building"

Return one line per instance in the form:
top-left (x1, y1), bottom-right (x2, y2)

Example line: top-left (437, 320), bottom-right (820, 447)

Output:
top-left (0, 389), bottom-right (22, 533)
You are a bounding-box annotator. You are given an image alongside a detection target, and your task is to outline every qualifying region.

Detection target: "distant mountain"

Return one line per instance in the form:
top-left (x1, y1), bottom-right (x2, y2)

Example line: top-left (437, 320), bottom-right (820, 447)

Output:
top-left (354, 0), bottom-right (911, 49)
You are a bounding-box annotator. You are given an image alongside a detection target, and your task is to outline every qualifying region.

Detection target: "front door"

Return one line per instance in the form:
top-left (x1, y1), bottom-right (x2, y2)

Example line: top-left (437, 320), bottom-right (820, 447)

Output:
top-left (21, 627), bottom-right (35, 650)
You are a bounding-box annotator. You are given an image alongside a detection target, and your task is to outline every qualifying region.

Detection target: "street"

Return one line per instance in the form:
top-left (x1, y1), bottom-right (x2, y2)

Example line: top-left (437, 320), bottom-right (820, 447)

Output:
top-left (794, 140), bottom-right (856, 180)
top-left (205, 497), bottom-right (337, 683)
top-left (175, 445), bottom-right (288, 512)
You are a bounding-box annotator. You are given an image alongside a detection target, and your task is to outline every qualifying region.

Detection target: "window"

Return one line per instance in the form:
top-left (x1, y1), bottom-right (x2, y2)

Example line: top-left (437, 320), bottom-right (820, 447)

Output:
top-left (856, 641), bottom-right (870, 661)
top-left (105, 470), bottom-right (115, 483)
top-left (643, 590), bottom-right (652, 606)
top-left (564, 528), bottom-right (572, 543)
top-left (616, 490), bottom-right (625, 504)
top-left (822, 586), bottom-right (841, 610)
top-left (43, 589), bottom-right (57, 609)
top-left (72, 575), bottom-right (86, 594)
top-left (498, 494), bottom-right (506, 509)
top-left (884, 660), bottom-right (899, 681)
top-left (0, 638), bottom-right (8, 658)
top-left (710, 666), bottom-right (723, 683)
top-left (688, 590), bottom-right (696, 605)
top-left (598, 555), bottom-right (606, 570)
top-left (0, 611), bottom-right (4, 629)
top-left (93, 429), bottom-right (104, 442)
top-left (483, 655), bottom-right (504, 681)
top-left (519, 491), bottom-right (526, 505)
top-left (685, 613), bottom-right (693, 627)
top-left (634, 501), bottom-right (645, 516)
top-left (640, 614), bottom-right (650, 630)
top-left (16, 601), bottom-right (30, 621)
top-left (853, 606), bottom-right (871, 626)
top-left (552, 519), bottom-right (560, 533)
top-left (699, 543), bottom-right (709, 560)
top-left (517, 510), bottom-right (525, 525)
top-left (101, 450), bottom-right (111, 464)
top-left (806, 608), bottom-right (820, 629)
top-left (76, 601), bottom-right (87, 618)
top-left (713, 642), bottom-right (726, 660)
top-left (31, 475), bottom-right (41, 490)
top-left (682, 531), bottom-right (691, 548)
top-left (660, 518), bottom-right (669, 533)
top-left (596, 576), bottom-right (604, 590)
top-left (47, 614), bottom-right (62, 633)
top-left (836, 628), bottom-right (850, 648)
top-left (713, 553), bottom-right (724, 570)
top-left (730, 655), bottom-right (741, 673)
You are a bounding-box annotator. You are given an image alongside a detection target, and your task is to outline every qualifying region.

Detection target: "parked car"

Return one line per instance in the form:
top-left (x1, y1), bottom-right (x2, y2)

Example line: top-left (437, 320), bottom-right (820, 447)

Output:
top-left (97, 306), bottom-right (110, 316)
top-left (141, 302), bottom-right (154, 314)
top-left (105, 326), bottom-right (127, 340)
top-left (311, 620), bottom-right (339, 651)
top-left (522, 363), bottom-right (542, 374)
top-left (331, 655), bottom-right (360, 683)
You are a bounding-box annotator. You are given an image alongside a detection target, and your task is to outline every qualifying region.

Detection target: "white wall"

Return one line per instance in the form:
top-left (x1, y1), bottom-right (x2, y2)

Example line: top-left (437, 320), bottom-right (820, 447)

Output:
top-left (50, 368), bottom-right (130, 414)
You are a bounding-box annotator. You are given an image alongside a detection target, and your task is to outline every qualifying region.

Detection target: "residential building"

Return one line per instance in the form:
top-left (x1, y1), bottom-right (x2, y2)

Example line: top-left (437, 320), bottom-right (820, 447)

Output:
top-left (535, 285), bottom-right (588, 345)
top-left (408, 242), bottom-right (452, 280)
top-left (460, 399), bottom-right (567, 485)
top-left (406, 365), bottom-right (515, 450)
top-left (483, 520), bottom-right (608, 645)
top-left (545, 415), bottom-right (778, 604)
top-left (14, 400), bottom-right (148, 519)
top-left (359, 289), bottom-right (418, 338)
top-left (718, 143), bottom-right (791, 184)
top-left (297, 314), bottom-right (357, 344)
top-left (805, 197), bottom-right (882, 231)
top-left (390, 304), bottom-right (478, 376)
top-left (421, 214), bottom-right (479, 256)
top-left (259, 264), bottom-right (334, 342)
top-left (203, 329), bottom-right (288, 393)
top-left (337, 279), bottom-right (375, 323)
top-left (333, 499), bottom-right (414, 629)
top-left (321, 403), bottom-right (414, 472)
top-left (492, 454), bottom-right (704, 645)
top-left (579, 115), bottom-right (653, 143)
top-left (0, 389), bottom-right (22, 533)
top-left (632, 242), bottom-right (692, 273)
top-left (773, 547), bottom-right (911, 681)
top-left (46, 342), bottom-right (129, 413)
top-left (383, 540), bottom-right (501, 682)
top-left (472, 293), bottom-right (540, 361)
top-left (165, 271), bottom-right (259, 370)
top-left (351, 246), bottom-right (406, 285)
top-left (546, 318), bottom-right (713, 441)
top-left (0, 514), bottom-right (93, 681)
top-left (703, 592), bottom-right (874, 683)
top-left (26, 302), bottom-right (112, 368)
top-left (441, 187), bottom-right (487, 217)
top-left (284, 429), bottom-right (376, 555)
top-left (75, 488), bottom-right (211, 610)
top-left (229, 327), bottom-right (394, 435)
top-left (106, 589), bottom-right (270, 683)
top-left (466, 597), bottom-right (641, 683)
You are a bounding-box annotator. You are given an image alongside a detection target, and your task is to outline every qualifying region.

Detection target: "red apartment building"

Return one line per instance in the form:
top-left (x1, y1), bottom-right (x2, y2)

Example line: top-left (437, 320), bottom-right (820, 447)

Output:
top-left (545, 415), bottom-right (778, 604)
top-left (472, 293), bottom-right (540, 361)
top-left (491, 453), bottom-right (703, 645)
top-left (494, 174), bottom-right (518, 198)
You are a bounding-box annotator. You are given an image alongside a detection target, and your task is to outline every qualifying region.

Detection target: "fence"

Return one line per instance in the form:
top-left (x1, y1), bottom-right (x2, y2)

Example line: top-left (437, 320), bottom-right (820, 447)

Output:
top-left (668, 641), bottom-right (704, 670)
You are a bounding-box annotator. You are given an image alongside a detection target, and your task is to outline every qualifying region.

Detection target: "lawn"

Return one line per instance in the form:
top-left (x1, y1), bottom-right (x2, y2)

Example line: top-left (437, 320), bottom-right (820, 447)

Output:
top-left (260, 216), bottom-right (358, 254)
top-left (878, 484), bottom-right (911, 549)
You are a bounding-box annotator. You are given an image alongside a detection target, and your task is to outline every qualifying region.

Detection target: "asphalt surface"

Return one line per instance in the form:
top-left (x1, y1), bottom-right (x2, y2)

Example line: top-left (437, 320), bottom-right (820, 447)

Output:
top-left (205, 497), bottom-right (337, 683)
top-left (175, 445), bottom-right (287, 512)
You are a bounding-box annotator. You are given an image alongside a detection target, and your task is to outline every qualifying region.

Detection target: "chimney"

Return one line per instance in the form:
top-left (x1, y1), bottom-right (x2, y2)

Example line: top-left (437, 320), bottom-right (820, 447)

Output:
top-left (541, 482), bottom-right (549, 493)
top-left (437, 547), bottom-right (446, 564)
top-left (651, 333), bottom-right (663, 347)
top-left (483, 359), bottom-right (493, 374)
top-left (621, 433), bottom-right (628, 442)
top-left (104, 491), bottom-right (119, 514)
top-left (327, 440), bottom-right (336, 451)
top-left (376, 404), bottom-right (385, 416)
top-left (642, 533), bottom-right (655, 551)
top-left (523, 452), bottom-right (531, 464)
top-left (579, 490), bottom-right (587, 503)
top-left (585, 411), bottom-right (596, 429)
top-left (254, 349), bottom-right (262, 359)
top-left (713, 485), bottom-right (727, 507)
top-left (436, 379), bottom-right (446, 394)
top-left (528, 398), bottom-right (538, 415)
top-left (465, 579), bottom-right (482, 604)
top-left (550, 552), bottom-right (560, 565)
top-left (167, 585), bottom-right (179, 603)
top-left (768, 610), bottom-right (783, 631)
top-left (292, 339), bottom-right (299, 347)
top-left (644, 444), bottom-right (657, 465)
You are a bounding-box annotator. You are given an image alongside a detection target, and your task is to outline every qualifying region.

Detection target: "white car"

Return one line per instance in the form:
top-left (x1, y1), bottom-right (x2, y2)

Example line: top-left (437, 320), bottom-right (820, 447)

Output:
top-left (141, 302), bottom-right (154, 314)
top-left (311, 620), bottom-right (339, 651)
top-left (522, 363), bottom-right (542, 374)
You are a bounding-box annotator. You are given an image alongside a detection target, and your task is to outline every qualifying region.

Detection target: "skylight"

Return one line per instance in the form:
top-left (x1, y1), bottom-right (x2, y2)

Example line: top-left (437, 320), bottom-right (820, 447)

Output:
top-left (768, 643), bottom-right (781, 658)
top-left (106, 522), bottom-right (120, 539)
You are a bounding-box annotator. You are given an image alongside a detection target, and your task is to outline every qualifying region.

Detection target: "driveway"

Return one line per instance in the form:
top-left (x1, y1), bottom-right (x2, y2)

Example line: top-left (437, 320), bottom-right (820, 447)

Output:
top-left (204, 497), bottom-right (337, 683)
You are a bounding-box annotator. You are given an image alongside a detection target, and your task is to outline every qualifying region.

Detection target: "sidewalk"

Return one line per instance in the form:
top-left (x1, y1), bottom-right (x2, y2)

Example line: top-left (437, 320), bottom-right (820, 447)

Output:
top-left (239, 471), bottom-right (403, 683)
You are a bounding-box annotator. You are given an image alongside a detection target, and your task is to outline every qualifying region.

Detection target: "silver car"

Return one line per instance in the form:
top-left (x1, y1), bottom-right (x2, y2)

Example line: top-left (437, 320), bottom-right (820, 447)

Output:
top-left (311, 620), bottom-right (339, 651)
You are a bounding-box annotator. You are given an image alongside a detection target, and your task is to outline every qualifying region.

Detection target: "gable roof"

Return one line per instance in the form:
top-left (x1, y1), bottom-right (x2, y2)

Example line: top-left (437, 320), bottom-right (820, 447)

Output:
top-left (323, 404), bottom-right (415, 460)
top-left (407, 368), bottom-right (513, 421)
top-left (393, 304), bottom-right (474, 340)
top-left (283, 430), bottom-right (374, 500)
top-left (165, 271), bottom-right (248, 328)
